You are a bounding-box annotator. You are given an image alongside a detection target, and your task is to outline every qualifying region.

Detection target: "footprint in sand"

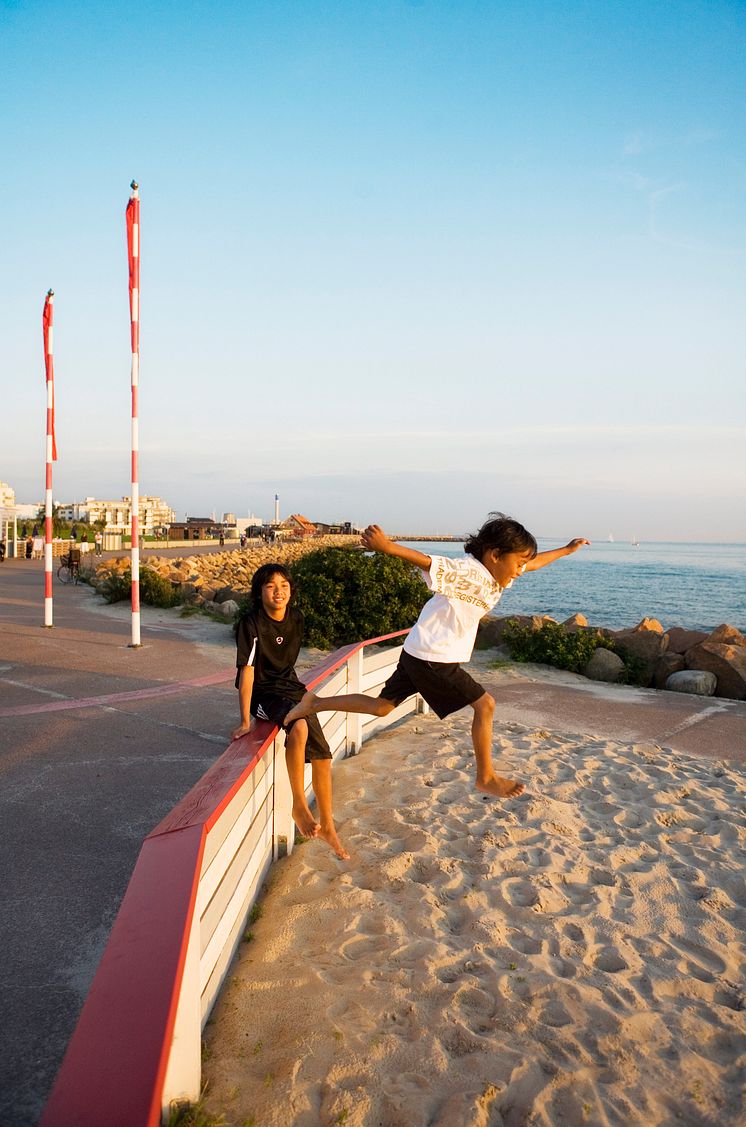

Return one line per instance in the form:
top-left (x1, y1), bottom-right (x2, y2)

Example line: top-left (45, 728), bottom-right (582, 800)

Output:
top-left (538, 999), bottom-right (573, 1027)
top-left (502, 879), bottom-right (539, 908)
top-left (593, 947), bottom-right (629, 973)
top-left (509, 931), bottom-right (542, 955)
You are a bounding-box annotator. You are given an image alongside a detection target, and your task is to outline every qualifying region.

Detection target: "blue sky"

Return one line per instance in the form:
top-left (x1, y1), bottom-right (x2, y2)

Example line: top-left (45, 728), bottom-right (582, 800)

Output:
top-left (3, 0), bottom-right (744, 539)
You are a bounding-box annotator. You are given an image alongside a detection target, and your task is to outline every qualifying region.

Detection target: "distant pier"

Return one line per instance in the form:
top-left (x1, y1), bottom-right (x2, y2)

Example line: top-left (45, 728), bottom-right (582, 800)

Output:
top-left (390, 535), bottom-right (463, 542)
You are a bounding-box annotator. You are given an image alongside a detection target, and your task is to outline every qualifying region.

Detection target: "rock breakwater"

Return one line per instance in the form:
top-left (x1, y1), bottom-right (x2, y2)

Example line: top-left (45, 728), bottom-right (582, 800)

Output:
top-left (91, 536), bottom-right (361, 617)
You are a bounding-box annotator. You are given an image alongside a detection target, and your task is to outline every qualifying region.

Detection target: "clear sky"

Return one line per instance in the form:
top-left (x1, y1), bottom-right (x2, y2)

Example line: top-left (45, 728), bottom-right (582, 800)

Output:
top-left (3, 0), bottom-right (744, 540)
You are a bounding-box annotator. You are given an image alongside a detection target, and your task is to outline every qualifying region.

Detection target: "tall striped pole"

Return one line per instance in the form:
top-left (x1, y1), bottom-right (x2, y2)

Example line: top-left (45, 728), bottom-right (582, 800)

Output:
top-left (126, 180), bottom-right (141, 647)
top-left (42, 289), bottom-right (57, 628)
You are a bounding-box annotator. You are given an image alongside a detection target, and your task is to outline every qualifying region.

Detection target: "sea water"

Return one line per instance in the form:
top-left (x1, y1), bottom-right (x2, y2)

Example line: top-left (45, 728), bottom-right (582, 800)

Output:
top-left (398, 540), bottom-right (746, 633)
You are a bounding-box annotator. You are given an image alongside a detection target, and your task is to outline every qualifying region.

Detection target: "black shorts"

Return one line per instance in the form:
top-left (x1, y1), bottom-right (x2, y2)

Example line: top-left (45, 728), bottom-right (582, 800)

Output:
top-left (379, 650), bottom-right (485, 720)
top-left (252, 693), bottom-right (331, 762)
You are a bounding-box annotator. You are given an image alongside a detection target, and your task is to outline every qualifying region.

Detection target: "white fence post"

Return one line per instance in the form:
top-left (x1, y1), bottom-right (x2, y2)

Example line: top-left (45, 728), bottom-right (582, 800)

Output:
top-left (160, 903), bottom-right (202, 1118)
top-left (346, 648), bottom-right (364, 754)
top-left (271, 730), bottom-right (294, 859)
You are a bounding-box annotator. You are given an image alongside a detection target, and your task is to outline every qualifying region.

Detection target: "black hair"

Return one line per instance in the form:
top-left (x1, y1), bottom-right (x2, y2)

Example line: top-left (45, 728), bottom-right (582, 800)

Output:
top-left (250, 563), bottom-right (295, 609)
top-left (464, 512), bottom-right (537, 561)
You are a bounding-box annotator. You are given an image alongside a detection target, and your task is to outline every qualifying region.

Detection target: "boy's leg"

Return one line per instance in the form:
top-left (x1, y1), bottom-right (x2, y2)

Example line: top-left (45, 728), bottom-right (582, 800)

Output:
top-left (285, 691), bottom-right (395, 724)
top-left (310, 759), bottom-right (350, 861)
top-left (470, 693), bottom-right (525, 798)
top-left (284, 720), bottom-right (320, 839)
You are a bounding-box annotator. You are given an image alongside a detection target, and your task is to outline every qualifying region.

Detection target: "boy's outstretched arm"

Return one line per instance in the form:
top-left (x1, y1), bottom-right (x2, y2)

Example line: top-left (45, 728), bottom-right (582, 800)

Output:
top-left (525, 538), bottom-right (590, 572)
top-left (362, 524), bottom-right (432, 571)
top-left (232, 665), bottom-right (254, 740)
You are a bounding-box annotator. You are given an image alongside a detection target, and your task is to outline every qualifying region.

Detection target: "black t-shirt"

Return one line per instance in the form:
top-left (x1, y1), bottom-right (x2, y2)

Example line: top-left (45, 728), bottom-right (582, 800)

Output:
top-left (235, 606), bottom-right (305, 701)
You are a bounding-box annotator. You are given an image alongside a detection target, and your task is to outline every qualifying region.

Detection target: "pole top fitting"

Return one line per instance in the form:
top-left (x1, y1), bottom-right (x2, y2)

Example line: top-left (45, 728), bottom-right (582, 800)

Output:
top-left (130, 180), bottom-right (139, 191)
top-left (47, 288), bottom-right (54, 297)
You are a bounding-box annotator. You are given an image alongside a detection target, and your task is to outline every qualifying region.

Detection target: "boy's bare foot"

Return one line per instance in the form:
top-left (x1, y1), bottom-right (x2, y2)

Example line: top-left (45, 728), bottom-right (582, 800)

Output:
top-left (285, 691), bottom-right (317, 725)
top-left (319, 824), bottom-right (350, 861)
top-left (476, 775), bottom-right (525, 799)
top-left (292, 803), bottom-right (320, 839)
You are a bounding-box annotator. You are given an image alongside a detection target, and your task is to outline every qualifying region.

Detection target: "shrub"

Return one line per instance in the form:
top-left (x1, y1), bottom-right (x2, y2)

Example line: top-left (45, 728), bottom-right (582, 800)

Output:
top-left (502, 620), bottom-right (617, 674)
top-left (100, 567), bottom-right (182, 608)
top-left (234, 548), bottom-right (429, 649)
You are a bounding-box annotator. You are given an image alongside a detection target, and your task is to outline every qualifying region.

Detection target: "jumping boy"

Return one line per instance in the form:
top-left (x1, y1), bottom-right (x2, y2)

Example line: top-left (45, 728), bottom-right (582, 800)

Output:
top-left (232, 563), bottom-right (349, 860)
top-left (286, 514), bottom-right (590, 799)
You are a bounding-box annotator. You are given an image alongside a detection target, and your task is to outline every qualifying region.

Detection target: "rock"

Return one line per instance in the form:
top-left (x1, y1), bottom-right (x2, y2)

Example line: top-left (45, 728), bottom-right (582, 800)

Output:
top-left (634, 617), bottom-right (665, 634)
top-left (666, 626), bottom-right (708, 654)
top-left (476, 616), bottom-right (504, 649)
top-left (612, 621), bottom-right (669, 686)
top-left (218, 599), bottom-right (239, 618)
top-left (666, 670), bottom-right (717, 696)
top-left (214, 586), bottom-right (237, 604)
top-left (685, 642), bottom-right (746, 700)
top-left (584, 648), bottom-right (625, 683)
top-left (653, 652), bottom-right (686, 689)
top-left (708, 623), bottom-right (745, 647)
top-left (562, 613), bottom-right (588, 632)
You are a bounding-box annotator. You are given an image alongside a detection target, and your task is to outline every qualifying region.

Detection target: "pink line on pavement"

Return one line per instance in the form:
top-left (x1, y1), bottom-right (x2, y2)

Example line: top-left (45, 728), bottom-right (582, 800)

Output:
top-left (0, 668), bottom-right (235, 718)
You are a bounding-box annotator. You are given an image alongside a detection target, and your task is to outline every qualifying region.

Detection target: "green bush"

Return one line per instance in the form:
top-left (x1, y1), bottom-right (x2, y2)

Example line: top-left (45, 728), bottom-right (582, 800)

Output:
top-left (500, 617), bottom-right (644, 676)
top-left (100, 567), bottom-right (182, 608)
top-left (234, 548), bottom-right (429, 649)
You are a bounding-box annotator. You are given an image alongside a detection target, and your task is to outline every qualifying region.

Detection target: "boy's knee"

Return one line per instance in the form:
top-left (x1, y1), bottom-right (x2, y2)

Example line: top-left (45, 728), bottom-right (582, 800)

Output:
top-left (473, 692), bottom-right (495, 716)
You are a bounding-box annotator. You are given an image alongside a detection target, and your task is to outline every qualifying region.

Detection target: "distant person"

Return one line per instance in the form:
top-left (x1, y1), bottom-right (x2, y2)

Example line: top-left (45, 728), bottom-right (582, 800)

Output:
top-left (219, 530), bottom-right (225, 547)
top-left (70, 524), bottom-right (78, 542)
top-left (94, 530), bottom-right (103, 556)
top-left (0, 536), bottom-right (5, 562)
top-left (240, 532), bottom-right (247, 549)
top-left (232, 563), bottom-right (349, 860)
top-left (25, 535), bottom-right (33, 559)
top-left (286, 514), bottom-right (590, 800)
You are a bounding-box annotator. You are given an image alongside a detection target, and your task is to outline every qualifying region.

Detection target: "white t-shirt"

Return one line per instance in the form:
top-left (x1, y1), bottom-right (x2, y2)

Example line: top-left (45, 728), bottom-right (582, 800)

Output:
top-left (403, 554), bottom-right (506, 664)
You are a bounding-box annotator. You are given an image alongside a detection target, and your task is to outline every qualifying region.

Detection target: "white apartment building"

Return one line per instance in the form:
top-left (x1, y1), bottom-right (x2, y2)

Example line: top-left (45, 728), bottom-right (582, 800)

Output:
top-left (57, 495), bottom-right (177, 534)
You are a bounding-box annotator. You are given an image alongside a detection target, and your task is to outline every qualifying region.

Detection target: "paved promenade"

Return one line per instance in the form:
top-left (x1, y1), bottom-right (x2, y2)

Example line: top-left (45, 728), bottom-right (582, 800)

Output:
top-left (1, 557), bottom-right (744, 1124)
top-left (0, 558), bottom-right (238, 1127)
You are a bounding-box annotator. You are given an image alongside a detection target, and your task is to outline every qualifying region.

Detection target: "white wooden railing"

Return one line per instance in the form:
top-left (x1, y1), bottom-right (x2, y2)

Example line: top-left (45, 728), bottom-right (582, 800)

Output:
top-left (42, 632), bottom-right (426, 1127)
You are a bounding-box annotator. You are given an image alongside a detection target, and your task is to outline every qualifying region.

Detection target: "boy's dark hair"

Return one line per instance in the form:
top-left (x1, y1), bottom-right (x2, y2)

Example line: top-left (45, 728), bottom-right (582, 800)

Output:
top-left (464, 512), bottom-right (537, 560)
top-left (250, 563), bottom-right (295, 609)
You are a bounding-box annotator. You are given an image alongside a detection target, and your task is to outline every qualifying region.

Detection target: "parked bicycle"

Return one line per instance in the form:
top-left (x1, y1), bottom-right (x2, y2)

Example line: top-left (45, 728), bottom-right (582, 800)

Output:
top-left (57, 548), bottom-right (82, 584)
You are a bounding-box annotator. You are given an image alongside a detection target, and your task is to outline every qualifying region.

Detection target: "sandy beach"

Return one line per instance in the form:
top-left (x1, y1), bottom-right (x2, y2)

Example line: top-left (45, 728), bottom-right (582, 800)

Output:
top-left (201, 661), bottom-right (746, 1127)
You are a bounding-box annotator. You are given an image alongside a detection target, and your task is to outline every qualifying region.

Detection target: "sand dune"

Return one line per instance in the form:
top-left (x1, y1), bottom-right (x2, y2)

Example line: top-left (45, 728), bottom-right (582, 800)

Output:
top-left (202, 670), bottom-right (746, 1127)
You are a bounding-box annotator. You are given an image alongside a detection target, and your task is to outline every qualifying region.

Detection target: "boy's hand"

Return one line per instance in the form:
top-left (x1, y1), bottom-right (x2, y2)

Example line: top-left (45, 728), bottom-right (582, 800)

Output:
top-left (231, 723), bottom-right (252, 741)
top-left (566, 538), bottom-right (591, 554)
top-left (361, 524), bottom-right (391, 553)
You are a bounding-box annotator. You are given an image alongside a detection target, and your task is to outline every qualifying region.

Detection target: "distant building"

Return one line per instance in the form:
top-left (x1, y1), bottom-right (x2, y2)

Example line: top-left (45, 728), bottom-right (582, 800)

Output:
top-left (223, 513), bottom-right (236, 527)
top-left (55, 495), bottom-right (176, 534)
top-left (0, 481), bottom-right (15, 509)
top-left (314, 521), bottom-right (355, 535)
top-left (279, 514), bottom-right (317, 537)
top-left (168, 517), bottom-right (223, 541)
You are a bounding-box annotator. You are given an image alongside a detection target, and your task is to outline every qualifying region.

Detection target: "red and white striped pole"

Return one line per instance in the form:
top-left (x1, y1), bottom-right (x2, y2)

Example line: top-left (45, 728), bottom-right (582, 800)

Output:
top-left (126, 180), bottom-right (141, 646)
top-left (42, 289), bottom-right (58, 628)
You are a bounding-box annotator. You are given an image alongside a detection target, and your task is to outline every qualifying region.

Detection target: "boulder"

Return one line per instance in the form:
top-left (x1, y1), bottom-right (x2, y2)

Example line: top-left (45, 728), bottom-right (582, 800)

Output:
top-left (612, 620), bottom-right (669, 686)
top-left (685, 642), bottom-right (746, 700)
top-left (562, 613), bottom-right (588, 632)
top-left (666, 626), bottom-right (708, 655)
top-left (476, 616), bottom-right (505, 649)
top-left (584, 648), bottom-right (625, 683)
top-left (218, 599), bottom-right (240, 618)
top-left (708, 623), bottom-right (745, 647)
top-left (214, 586), bottom-right (238, 604)
top-left (653, 652), bottom-right (686, 689)
top-left (666, 670), bottom-right (717, 696)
